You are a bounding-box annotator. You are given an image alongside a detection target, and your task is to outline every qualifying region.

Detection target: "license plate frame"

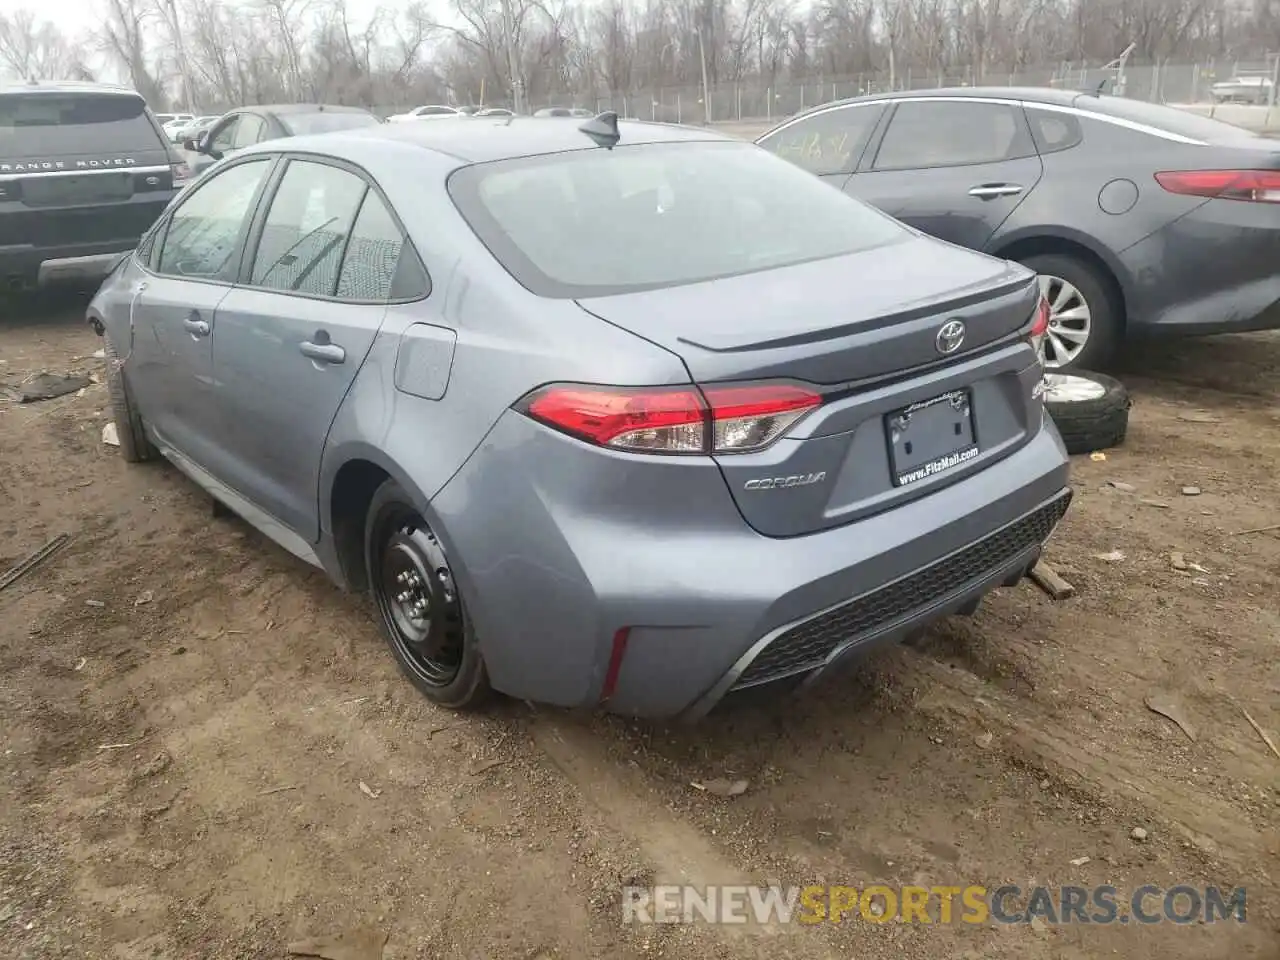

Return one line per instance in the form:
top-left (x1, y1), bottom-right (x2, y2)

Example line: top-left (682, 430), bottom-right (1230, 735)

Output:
top-left (24, 172), bottom-right (131, 207)
top-left (885, 388), bottom-right (979, 487)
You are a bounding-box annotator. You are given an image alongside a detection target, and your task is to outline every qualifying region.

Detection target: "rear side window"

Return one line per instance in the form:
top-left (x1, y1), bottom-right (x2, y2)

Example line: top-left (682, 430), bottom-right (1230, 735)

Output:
top-left (336, 192), bottom-right (427, 301)
top-left (757, 104), bottom-right (884, 176)
top-left (250, 159), bottom-right (367, 296)
top-left (280, 112), bottom-right (380, 136)
top-left (873, 101), bottom-right (1036, 170)
top-left (1026, 109), bottom-right (1083, 154)
top-left (0, 93), bottom-right (160, 159)
top-left (448, 140), bottom-right (911, 299)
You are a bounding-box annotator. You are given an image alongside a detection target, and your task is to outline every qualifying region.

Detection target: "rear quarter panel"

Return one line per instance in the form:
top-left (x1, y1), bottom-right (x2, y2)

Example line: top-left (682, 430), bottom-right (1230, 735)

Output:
top-left (1112, 139), bottom-right (1280, 333)
top-left (989, 116), bottom-right (1214, 299)
top-left (318, 143), bottom-right (692, 539)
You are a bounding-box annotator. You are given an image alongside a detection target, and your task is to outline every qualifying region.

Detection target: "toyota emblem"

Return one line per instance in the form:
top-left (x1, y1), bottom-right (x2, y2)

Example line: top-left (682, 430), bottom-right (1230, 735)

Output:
top-left (935, 319), bottom-right (966, 355)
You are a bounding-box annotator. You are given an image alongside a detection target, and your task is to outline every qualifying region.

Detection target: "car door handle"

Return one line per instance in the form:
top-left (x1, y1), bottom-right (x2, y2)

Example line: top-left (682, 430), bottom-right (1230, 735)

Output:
top-left (182, 312), bottom-right (210, 337)
top-left (968, 183), bottom-right (1024, 199)
top-left (300, 340), bottom-right (346, 365)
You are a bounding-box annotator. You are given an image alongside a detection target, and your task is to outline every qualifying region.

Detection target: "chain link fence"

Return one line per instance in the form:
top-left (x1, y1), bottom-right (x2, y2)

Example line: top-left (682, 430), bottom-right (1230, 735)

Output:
top-left (384, 56), bottom-right (1277, 125)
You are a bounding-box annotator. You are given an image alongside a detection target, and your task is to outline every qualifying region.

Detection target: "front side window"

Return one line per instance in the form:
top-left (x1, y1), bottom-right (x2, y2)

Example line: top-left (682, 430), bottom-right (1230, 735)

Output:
top-left (448, 140), bottom-right (911, 299)
top-left (873, 101), bottom-right (1036, 171)
top-left (156, 158), bottom-right (272, 279)
top-left (757, 104), bottom-right (884, 176)
top-left (210, 116), bottom-right (240, 154)
top-left (232, 115), bottom-right (266, 149)
top-left (249, 159), bottom-right (367, 296)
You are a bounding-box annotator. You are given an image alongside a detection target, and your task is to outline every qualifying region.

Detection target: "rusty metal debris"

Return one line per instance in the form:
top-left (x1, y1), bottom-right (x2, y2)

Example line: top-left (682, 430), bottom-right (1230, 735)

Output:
top-left (0, 533), bottom-right (72, 594)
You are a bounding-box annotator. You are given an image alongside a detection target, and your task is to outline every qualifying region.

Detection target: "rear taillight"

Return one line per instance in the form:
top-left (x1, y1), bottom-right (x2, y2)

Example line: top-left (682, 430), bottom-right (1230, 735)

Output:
top-left (517, 381), bottom-right (822, 455)
top-left (1155, 169), bottom-right (1280, 204)
top-left (1029, 295), bottom-right (1050, 365)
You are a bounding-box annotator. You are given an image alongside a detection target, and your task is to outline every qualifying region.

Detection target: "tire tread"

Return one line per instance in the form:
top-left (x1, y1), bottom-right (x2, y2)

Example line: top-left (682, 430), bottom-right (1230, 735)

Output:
top-left (1045, 370), bottom-right (1131, 456)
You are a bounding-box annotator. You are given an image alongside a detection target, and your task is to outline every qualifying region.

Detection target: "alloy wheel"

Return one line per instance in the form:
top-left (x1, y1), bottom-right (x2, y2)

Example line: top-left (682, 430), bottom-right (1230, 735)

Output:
top-left (1037, 274), bottom-right (1092, 369)
top-left (1042, 372), bottom-right (1107, 404)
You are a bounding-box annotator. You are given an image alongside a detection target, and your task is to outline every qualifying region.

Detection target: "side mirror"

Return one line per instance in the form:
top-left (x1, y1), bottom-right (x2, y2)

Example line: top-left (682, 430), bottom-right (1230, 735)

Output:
top-left (181, 137), bottom-right (199, 152)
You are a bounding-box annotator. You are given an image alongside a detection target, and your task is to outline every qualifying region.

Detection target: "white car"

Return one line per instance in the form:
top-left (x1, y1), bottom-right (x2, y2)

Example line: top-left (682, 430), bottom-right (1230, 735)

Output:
top-left (386, 105), bottom-right (466, 123)
top-left (169, 114), bottom-right (222, 143)
top-left (161, 114), bottom-right (197, 138)
top-left (1210, 76), bottom-right (1274, 105)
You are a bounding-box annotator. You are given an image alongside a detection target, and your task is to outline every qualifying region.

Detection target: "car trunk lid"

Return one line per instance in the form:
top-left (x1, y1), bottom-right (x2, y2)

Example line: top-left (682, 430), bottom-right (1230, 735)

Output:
top-left (576, 235), bottom-right (1035, 386)
top-left (576, 238), bottom-right (1046, 538)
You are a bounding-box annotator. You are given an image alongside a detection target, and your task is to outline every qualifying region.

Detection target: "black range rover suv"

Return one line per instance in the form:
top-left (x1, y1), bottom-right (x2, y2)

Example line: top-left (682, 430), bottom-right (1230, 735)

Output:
top-left (1, 80), bottom-right (185, 291)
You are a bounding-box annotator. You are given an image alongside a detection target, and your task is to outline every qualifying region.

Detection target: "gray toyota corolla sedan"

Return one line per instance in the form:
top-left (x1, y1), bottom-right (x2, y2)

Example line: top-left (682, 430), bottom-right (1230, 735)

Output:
top-left (86, 113), bottom-right (1072, 720)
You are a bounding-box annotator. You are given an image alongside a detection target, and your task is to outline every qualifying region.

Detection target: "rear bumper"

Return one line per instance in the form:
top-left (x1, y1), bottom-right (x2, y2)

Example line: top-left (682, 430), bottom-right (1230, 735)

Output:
top-left (1, 242), bottom-right (134, 289)
top-left (686, 489), bottom-right (1067, 718)
top-left (1120, 200), bottom-right (1280, 337)
top-left (430, 407), bottom-right (1072, 720)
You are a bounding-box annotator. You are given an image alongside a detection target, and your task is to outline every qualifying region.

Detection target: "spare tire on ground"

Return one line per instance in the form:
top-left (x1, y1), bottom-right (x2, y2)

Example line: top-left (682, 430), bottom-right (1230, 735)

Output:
top-left (1042, 370), bottom-right (1131, 456)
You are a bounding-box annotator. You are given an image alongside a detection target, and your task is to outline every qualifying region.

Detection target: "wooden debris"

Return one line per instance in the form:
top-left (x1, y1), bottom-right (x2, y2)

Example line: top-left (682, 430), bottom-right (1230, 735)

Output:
top-left (1229, 522), bottom-right (1280, 537)
top-left (1029, 560), bottom-right (1075, 600)
top-left (1239, 705), bottom-right (1280, 761)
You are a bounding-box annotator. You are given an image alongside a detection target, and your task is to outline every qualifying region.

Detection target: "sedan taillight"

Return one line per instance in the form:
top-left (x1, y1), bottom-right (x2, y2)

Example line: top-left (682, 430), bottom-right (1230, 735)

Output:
top-left (516, 382), bottom-right (823, 455)
top-left (1029, 295), bottom-right (1050, 365)
top-left (1155, 169), bottom-right (1280, 204)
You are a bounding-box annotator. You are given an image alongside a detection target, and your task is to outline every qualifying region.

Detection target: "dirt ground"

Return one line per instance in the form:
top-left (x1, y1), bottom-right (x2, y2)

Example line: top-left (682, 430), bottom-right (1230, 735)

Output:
top-left (1, 291), bottom-right (1278, 960)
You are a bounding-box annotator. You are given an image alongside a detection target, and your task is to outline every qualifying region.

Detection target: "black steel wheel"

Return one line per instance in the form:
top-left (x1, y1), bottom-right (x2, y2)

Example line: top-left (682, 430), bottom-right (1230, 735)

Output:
top-left (364, 479), bottom-right (491, 709)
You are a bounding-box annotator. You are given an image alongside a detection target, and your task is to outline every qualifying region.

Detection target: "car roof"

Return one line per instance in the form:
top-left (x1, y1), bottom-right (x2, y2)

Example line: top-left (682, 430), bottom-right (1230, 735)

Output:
top-left (799, 85), bottom-right (1085, 115)
top-left (0, 79), bottom-right (142, 98)
top-left (246, 103), bottom-right (373, 116)
top-left (280, 115), bottom-right (734, 164)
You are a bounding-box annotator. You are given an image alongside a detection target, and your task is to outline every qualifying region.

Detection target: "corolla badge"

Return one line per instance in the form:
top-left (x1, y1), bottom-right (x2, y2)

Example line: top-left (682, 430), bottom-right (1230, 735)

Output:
top-left (743, 472), bottom-right (827, 491)
top-left (935, 319), bottom-right (966, 355)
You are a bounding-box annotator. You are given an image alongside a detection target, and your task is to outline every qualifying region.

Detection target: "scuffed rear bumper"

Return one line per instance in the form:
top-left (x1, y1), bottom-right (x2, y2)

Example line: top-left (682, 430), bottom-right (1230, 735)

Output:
top-left (684, 488), bottom-right (1068, 718)
top-left (430, 408), bottom-right (1072, 721)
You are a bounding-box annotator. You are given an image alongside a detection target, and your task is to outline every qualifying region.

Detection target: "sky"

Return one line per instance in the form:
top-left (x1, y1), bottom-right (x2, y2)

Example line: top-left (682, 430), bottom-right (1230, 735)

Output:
top-left (0, 0), bottom-right (394, 28)
top-left (0, 0), bottom-right (409, 82)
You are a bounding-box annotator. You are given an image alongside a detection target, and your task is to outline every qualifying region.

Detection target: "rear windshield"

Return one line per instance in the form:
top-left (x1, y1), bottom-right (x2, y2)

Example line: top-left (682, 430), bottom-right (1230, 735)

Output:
top-left (281, 112), bottom-right (381, 136)
top-left (1083, 96), bottom-right (1262, 142)
top-left (0, 93), bottom-right (159, 158)
top-left (448, 140), bottom-right (911, 298)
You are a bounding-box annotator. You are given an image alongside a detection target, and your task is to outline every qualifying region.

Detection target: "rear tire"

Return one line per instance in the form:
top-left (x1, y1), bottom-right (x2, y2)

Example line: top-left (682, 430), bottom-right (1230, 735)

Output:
top-left (1019, 253), bottom-right (1121, 372)
top-left (1044, 370), bottom-right (1131, 456)
top-left (102, 332), bottom-right (156, 463)
top-left (364, 479), bottom-right (491, 710)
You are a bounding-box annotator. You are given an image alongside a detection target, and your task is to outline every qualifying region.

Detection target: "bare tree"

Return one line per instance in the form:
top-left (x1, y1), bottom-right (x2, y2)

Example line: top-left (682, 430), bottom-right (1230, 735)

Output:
top-left (100, 0), bottom-right (165, 103)
top-left (48, 0), bottom-right (1273, 118)
top-left (0, 8), bottom-right (92, 81)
